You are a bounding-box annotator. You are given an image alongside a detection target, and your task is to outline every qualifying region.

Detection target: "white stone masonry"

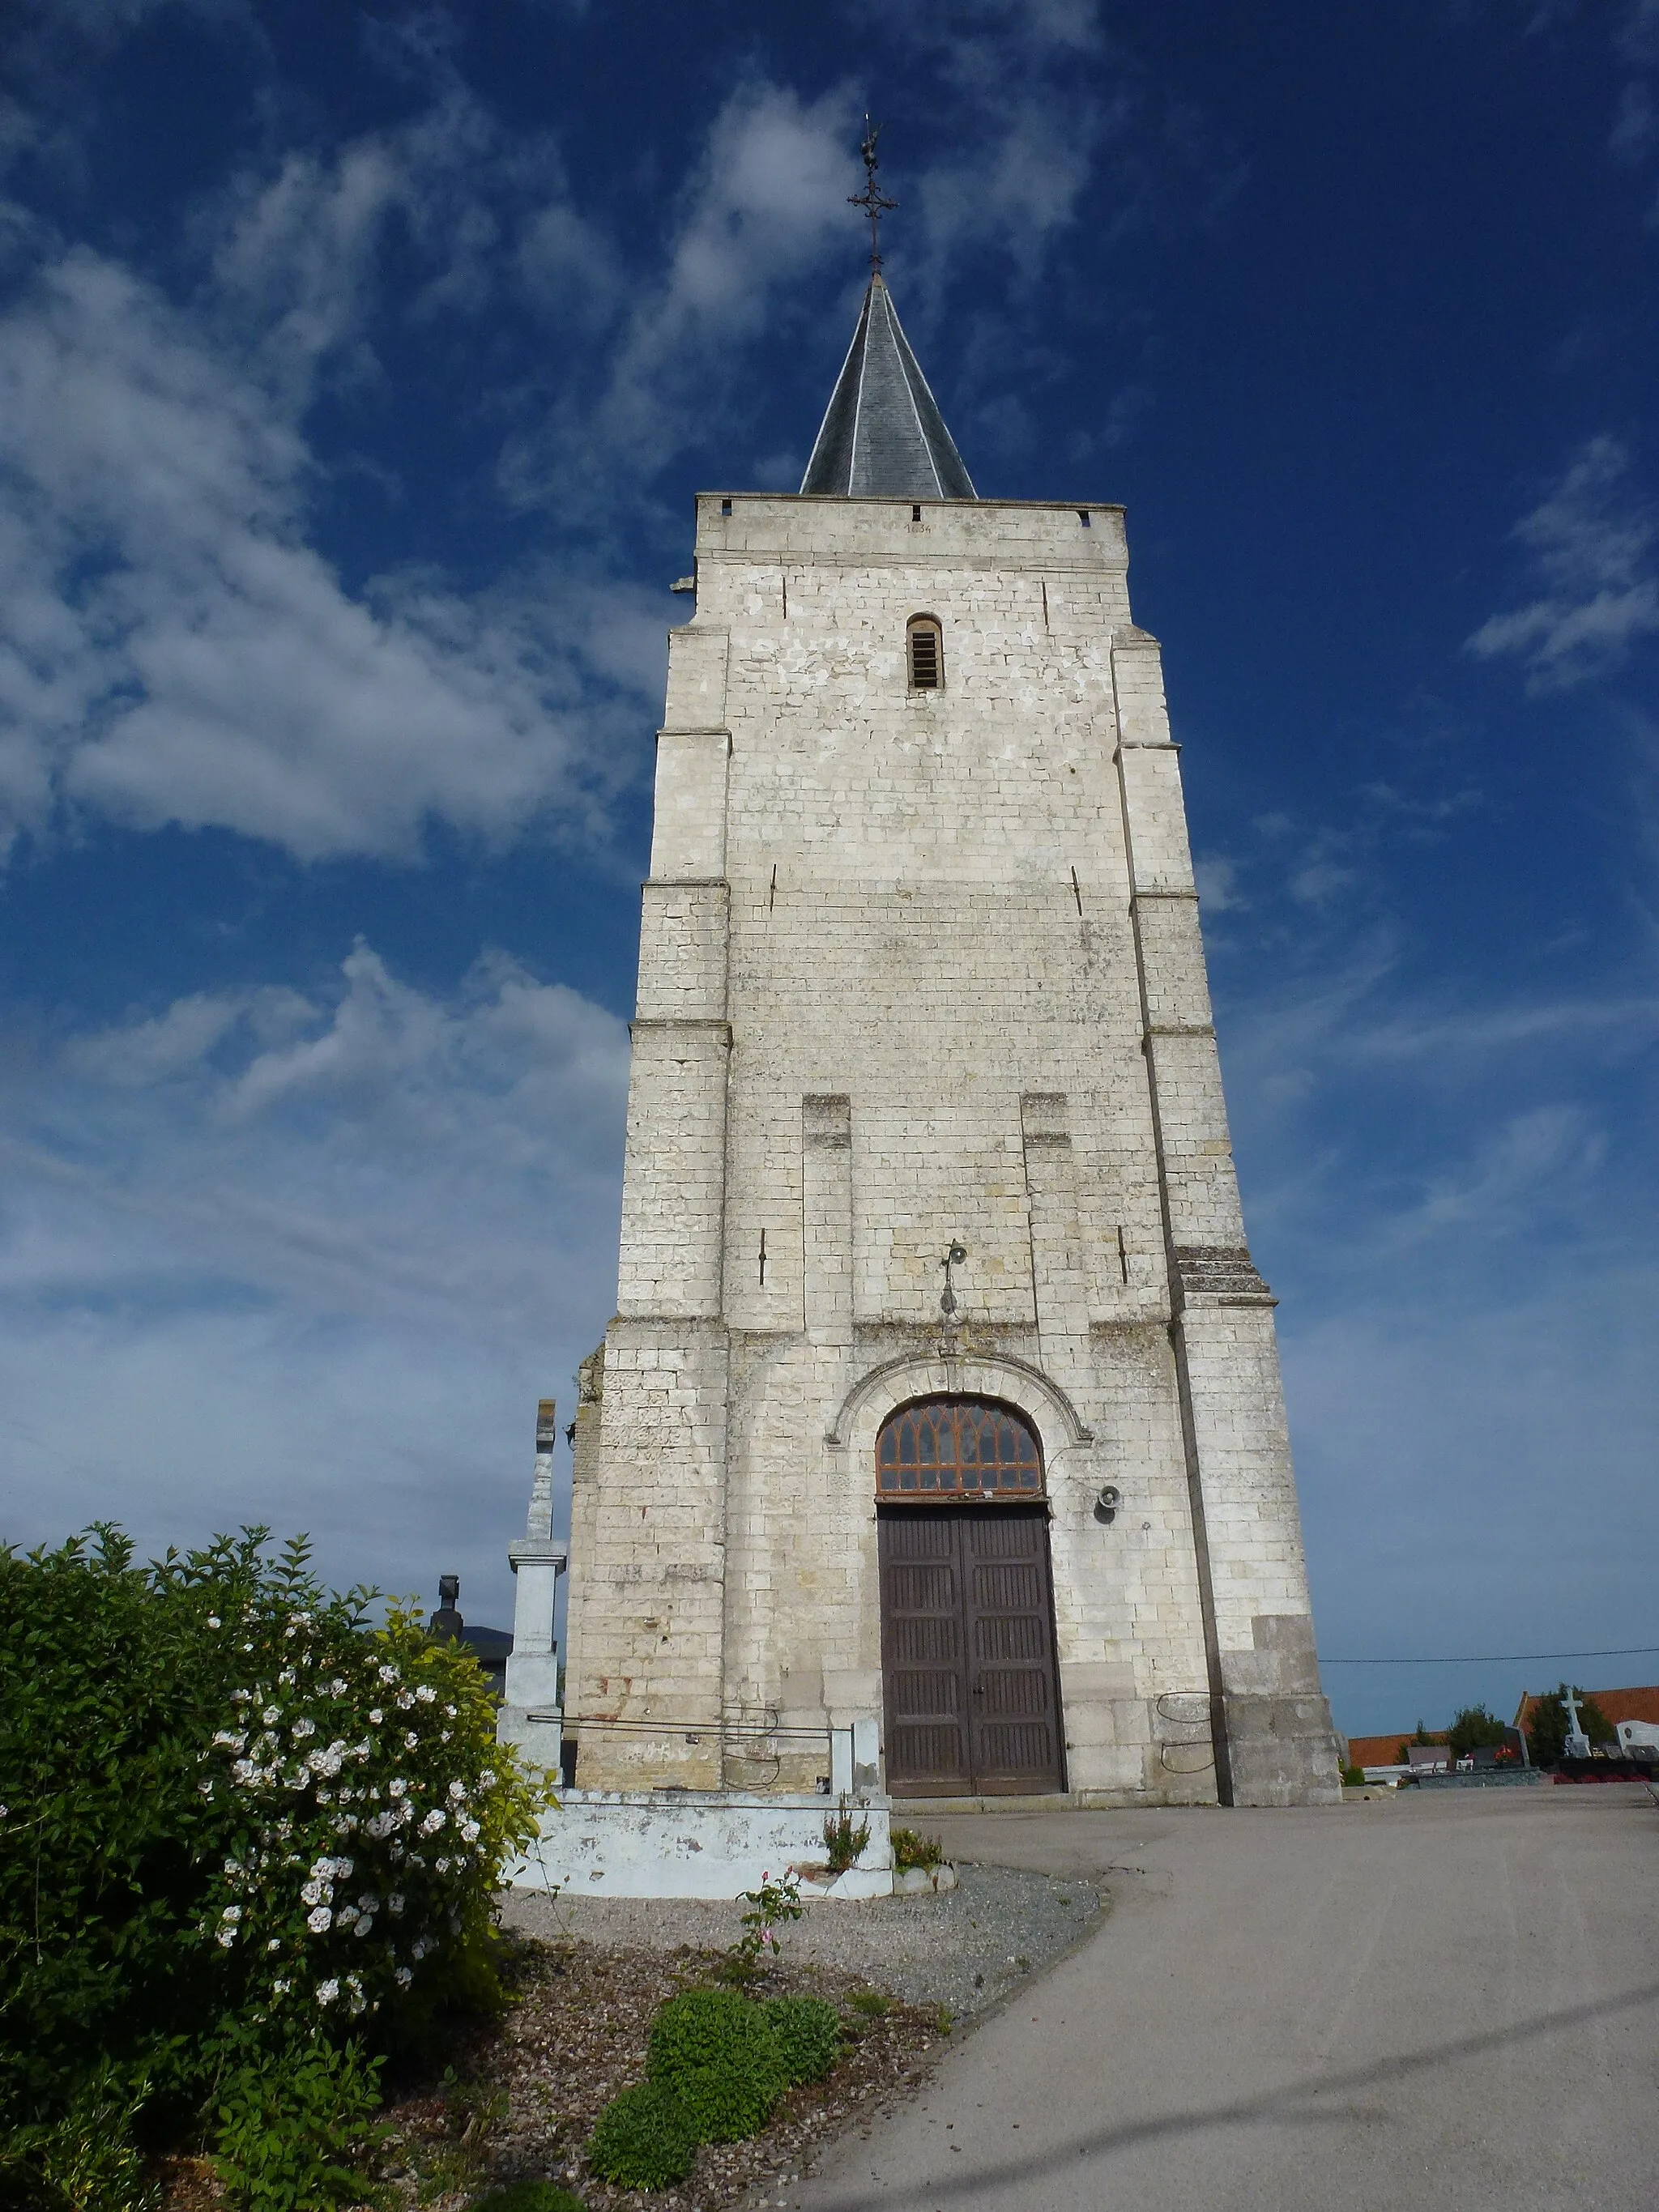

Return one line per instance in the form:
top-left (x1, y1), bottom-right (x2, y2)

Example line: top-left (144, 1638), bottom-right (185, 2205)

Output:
top-left (562, 492), bottom-right (1341, 1807)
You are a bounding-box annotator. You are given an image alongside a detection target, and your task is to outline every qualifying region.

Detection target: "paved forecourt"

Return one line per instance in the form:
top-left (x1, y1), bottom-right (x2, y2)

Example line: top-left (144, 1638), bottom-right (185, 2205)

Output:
top-left (784, 1784), bottom-right (1659, 2212)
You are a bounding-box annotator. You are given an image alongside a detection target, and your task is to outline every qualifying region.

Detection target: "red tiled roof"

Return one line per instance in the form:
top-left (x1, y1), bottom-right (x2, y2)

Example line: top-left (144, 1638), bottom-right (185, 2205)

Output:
top-left (1346, 1731), bottom-right (1446, 1768)
top-left (1512, 1686), bottom-right (1659, 1731)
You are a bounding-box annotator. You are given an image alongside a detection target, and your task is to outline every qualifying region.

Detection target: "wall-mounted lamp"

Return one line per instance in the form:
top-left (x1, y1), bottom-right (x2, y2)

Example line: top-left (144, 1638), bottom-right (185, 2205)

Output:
top-left (1094, 1484), bottom-right (1121, 1526)
top-left (940, 1241), bottom-right (968, 1317)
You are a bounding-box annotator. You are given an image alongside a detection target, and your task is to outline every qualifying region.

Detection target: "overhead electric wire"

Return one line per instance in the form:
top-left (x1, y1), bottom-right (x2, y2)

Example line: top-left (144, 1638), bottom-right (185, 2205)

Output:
top-left (1322, 1643), bottom-right (1659, 1666)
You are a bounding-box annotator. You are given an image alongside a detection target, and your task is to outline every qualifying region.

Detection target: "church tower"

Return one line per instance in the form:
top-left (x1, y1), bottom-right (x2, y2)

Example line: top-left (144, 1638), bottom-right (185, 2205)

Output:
top-left (562, 208), bottom-right (1341, 1809)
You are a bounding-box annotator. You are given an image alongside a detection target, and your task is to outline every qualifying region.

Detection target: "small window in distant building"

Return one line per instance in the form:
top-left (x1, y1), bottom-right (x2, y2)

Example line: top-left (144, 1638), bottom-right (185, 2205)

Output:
top-left (907, 616), bottom-right (943, 690)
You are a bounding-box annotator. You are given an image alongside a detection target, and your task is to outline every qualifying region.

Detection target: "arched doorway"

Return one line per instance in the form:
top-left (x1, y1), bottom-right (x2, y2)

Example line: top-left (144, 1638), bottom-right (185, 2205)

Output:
top-left (876, 1397), bottom-right (1065, 1796)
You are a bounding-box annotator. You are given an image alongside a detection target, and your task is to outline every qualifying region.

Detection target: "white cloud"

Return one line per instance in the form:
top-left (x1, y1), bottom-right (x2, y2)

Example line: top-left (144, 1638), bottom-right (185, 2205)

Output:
top-left (499, 80), bottom-right (864, 508)
top-left (1286, 1262), bottom-right (1659, 1736)
top-left (1192, 854), bottom-right (1240, 911)
top-left (1466, 437), bottom-right (1659, 690)
top-left (0, 248), bottom-right (663, 860)
top-left (0, 943), bottom-right (629, 1617)
top-left (1203, 910), bottom-right (1659, 1734)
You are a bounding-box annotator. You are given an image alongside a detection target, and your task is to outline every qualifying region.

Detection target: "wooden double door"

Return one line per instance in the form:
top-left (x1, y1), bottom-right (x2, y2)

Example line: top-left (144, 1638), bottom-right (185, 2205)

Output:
top-left (879, 1504), bottom-right (1065, 1796)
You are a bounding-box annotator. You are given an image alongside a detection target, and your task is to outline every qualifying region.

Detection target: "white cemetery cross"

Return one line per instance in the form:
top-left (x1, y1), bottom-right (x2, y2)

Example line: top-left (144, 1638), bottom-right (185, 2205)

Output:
top-left (1559, 1686), bottom-right (1593, 1762)
top-left (496, 1398), bottom-right (567, 1775)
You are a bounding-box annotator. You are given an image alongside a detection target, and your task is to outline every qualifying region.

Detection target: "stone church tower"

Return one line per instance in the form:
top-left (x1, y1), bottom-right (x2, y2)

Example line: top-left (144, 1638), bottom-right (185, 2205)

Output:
top-left (562, 262), bottom-right (1341, 1809)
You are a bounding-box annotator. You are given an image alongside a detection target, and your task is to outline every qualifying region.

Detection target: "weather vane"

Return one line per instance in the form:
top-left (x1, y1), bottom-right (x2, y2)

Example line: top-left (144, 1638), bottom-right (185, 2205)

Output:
top-left (849, 117), bottom-right (897, 274)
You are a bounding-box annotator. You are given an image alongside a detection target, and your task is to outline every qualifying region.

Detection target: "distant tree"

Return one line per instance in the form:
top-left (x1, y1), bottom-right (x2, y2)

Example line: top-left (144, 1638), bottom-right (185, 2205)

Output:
top-left (1526, 1683), bottom-right (1617, 1766)
top-left (1447, 1705), bottom-right (1509, 1758)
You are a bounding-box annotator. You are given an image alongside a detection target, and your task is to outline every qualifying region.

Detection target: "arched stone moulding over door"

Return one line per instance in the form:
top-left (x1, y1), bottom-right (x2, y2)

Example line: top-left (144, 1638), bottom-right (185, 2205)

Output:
top-left (826, 1351), bottom-right (1094, 1480)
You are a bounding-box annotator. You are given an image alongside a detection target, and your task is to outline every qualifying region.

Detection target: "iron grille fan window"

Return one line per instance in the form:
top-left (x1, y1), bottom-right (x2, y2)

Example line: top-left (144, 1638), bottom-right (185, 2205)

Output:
top-left (907, 616), bottom-right (943, 690)
top-left (877, 1396), bottom-right (1043, 1499)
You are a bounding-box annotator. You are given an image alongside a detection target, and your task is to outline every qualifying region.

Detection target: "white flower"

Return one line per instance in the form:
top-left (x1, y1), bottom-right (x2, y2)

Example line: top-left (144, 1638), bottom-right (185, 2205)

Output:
top-left (291, 1717), bottom-right (316, 1741)
top-left (419, 1809), bottom-right (446, 1836)
top-left (369, 1710), bottom-right (384, 1726)
top-left (396, 1690), bottom-right (415, 1711)
top-left (403, 1731), bottom-right (419, 1750)
top-left (273, 1977), bottom-right (290, 1993)
top-left (388, 1779), bottom-right (407, 1800)
top-left (307, 1906), bottom-right (333, 1933)
top-left (440, 1730), bottom-right (452, 1743)
top-left (261, 1707), bottom-right (279, 1725)
top-left (446, 1707), bottom-right (459, 1720)
top-left (220, 1904), bottom-right (242, 1923)
top-left (231, 1761), bottom-right (257, 1786)
top-left (211, 1730), bottom-right (245, 1750)
top-left (415, 1685), bottom-right (437, 1704)
top-left (301, 1878), bottom-right (332, 1907)
top-left (354, 1917), bottom-right (374, 1938)
top-left (329, 1678), bottom-right (348, 1698)
top-left (232, 1690), bottom-right (252, 1704)
top-left (278, 1669), bottom-right (296, 1686)
top-left (434, 1856), bottom-right (450, 1873)
top-left (216, 1927), bottom-right (237, 1947)
top-left (315, 1978), bottom-right (339, 2005)
top-left (284, 1625), bottom-right (298, 1641)
top-left (267, 1938), bottom-right (281, 1952)
top-left (207, 1616), bottom-right (221, 1629)
top-left (394, 1967), bottom-right (413, 1988)
top-left (387, 1894), bottom-right (405, 1916)
top-left (335, 1903), bottom-right (358, 1929)
top-left (378, 1665), bottom-right (399, 1685)
top-left (447, 1781), bottom-right (467, 1803)
top-left (458, 1819), bottom-right (480, 1843)
top-left (411, 1937), bottom-right (431, 1962)
top-left (223, 1858), bottom-right (244, 1877)
top-left (356, 1893), bottom-right (380, 1913)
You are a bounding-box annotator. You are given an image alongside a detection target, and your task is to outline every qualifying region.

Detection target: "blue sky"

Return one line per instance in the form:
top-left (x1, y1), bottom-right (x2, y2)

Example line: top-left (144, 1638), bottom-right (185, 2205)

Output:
top-left (1, 1), bottom-right (1656, 1739)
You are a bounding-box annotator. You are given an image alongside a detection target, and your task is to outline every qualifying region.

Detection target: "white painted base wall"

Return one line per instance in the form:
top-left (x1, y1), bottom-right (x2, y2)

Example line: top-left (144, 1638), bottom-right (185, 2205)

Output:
top-left (506, 1789), bottom-right (893, 1900)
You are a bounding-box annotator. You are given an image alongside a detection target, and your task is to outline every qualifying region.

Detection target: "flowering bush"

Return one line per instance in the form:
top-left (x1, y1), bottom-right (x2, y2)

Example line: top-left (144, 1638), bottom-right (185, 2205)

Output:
top-left (0, 1526), bottom-right (552, 2210)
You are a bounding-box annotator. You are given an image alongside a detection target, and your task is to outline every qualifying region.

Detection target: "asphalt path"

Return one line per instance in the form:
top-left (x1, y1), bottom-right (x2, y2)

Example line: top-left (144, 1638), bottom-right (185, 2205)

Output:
top-left (782, 1784), bottom-right (1658, 2212)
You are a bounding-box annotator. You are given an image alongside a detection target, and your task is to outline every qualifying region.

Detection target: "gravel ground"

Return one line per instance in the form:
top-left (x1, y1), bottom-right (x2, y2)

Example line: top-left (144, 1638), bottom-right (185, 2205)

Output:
top-left (499, 1862), bottom-right (1102, 2022)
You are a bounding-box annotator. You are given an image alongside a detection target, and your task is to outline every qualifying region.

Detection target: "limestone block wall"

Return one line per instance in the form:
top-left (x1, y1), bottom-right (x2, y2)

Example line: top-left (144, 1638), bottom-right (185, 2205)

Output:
top-left (563, 490), bottom-right (1338, 1806)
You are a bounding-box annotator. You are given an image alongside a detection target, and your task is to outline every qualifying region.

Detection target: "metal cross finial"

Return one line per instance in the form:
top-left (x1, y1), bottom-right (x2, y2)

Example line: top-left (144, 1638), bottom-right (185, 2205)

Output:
top-left (849, 117), bottom-right (898, 273)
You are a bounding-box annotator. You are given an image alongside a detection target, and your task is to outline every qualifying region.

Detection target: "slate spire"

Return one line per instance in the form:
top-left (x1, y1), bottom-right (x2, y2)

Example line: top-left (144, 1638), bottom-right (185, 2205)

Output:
top-left (800, 272), bottom-right (978, 501)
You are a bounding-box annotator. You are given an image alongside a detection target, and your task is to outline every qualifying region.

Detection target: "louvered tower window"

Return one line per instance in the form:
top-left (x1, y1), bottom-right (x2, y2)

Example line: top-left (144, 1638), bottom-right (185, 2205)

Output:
top-left (907, 616), bottom-right (943, 690)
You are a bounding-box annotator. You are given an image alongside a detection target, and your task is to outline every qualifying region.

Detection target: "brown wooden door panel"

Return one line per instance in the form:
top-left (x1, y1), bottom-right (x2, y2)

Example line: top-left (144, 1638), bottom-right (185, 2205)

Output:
top-left (880, 1511), bottom-right (970, 1793)
top-left (881, 1504), bottom-right (1064, 1797)
top-left (962, 1508), bottom-right (1064, 1792)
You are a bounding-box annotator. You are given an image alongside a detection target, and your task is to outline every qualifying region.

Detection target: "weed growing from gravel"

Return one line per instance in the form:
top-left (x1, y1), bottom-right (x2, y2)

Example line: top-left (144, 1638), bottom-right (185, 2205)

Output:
top-left (889, 1826), bottom-right (944, 1873)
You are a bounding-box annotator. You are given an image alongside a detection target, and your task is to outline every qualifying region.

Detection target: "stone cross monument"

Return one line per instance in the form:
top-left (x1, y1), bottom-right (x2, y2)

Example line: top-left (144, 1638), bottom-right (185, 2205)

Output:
top-left (561, 185), bottom-right (1341, 1809)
